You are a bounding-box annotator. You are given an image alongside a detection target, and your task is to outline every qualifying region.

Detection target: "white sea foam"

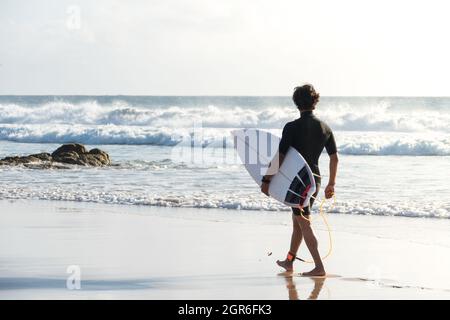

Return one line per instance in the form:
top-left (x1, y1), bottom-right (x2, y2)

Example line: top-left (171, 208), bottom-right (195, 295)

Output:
top-left (1, 100), bottom-right (449, 132)
top-left (0, 185), bottom-right (448, 219)
top-left (337, 132), bottom-right (450, 156)
top-left (1, 124), bottom-right (449, 155)
top-left (0, 124), bottom-right (183, 145)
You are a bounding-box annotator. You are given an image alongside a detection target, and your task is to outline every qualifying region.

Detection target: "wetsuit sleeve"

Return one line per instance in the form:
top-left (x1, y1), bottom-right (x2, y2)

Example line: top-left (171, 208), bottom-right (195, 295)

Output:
top-left (278, 124), bottom-right (292, 155)
top-left (325, 130), bottom-right (338, 155)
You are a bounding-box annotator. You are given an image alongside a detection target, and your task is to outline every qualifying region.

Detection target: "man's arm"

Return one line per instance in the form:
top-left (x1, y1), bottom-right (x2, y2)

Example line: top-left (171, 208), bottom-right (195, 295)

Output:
top-left (261, 152), bottom-right (286, 196)
top-left (262, 124), bottom-right (292, 196)
top-left (324, 153), bottom-right (339, 199)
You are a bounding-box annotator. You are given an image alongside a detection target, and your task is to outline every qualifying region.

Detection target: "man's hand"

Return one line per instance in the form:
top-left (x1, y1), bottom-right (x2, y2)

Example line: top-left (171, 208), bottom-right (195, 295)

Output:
top-left (324, 184), bottom-right (335, 199)
top-left (261, 181), bottom-right (270, 196)
top-left (326, 153), bottom-right (338, 199)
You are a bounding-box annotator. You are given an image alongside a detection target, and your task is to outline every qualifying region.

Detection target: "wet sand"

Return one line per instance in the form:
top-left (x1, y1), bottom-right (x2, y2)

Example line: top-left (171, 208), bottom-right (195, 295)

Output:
top-left (1, 199), bottom-right (449, 299)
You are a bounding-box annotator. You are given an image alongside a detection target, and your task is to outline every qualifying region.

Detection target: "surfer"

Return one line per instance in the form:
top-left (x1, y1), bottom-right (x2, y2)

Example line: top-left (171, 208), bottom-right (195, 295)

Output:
top-left (261, 84), bottom-right (339, 276)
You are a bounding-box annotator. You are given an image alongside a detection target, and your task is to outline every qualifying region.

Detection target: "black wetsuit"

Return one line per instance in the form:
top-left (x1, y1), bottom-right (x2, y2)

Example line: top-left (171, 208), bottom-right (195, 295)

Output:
top-left (278, 111), bottom-right (337, 215)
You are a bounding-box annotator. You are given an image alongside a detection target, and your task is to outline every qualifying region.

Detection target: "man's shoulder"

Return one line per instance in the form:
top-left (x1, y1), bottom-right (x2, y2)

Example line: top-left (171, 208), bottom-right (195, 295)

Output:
top-left (312, 116), bottom-right (333, 132)
top-left (285, 116), bottom-right (333, 132)
top-left (283, 120), bottom-right (297, 130)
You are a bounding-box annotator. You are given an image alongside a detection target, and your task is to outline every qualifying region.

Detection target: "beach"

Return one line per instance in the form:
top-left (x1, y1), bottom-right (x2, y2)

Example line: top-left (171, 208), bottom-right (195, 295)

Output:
top-left (3, 0), bottom-right (450, 303)
top-left (1, 199), bottom-right (449, 299)
top-left (0, 95), bottom-right (449, 299)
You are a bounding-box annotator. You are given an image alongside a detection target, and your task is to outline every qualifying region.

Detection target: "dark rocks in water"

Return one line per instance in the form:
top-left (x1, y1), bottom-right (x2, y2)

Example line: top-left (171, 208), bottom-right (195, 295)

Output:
top-left (24, 162), bottom-right (70, 170)
top-left (51, 143), bottom-right (87, 158)
top-left (88, 148), bottom-right (111, 166)
top-left (51, 144), bottom-right (111, 166)
top-left (0, 144), bottom-right (111, 168)
top-left (0, 153), bottom-right (52, 166)
top-left (52, 151), bottom-right (81, 165)
top-left (30, 153), bottom-right (53, 161)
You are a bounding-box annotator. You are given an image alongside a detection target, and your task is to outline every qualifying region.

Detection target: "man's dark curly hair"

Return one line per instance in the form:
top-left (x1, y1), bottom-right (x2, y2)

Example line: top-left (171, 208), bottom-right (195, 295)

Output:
top-left (292, 84), bottom-right (320, 111)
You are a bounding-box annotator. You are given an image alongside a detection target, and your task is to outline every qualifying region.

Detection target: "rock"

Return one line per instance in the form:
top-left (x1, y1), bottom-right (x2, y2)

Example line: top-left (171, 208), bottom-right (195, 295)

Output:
top-left (88, 148), bottom-right (111, 165)
top-left (24, 162), bottom-right (70, 170)
top-left (0, 154), bottom-right (48, 165)
top-left (0, 144), bottom-right (111, 168)
top-left (51, 144), bottom-right (87, 158)
top-left (29, 153), bottom-right (52, 161)
top-left (52, 151), bottom-right (82, 165)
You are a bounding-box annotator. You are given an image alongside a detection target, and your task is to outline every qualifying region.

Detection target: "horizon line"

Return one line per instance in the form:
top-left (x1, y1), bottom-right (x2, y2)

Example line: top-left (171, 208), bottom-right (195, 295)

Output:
top-left (1, 94), bottom-right (450, 98)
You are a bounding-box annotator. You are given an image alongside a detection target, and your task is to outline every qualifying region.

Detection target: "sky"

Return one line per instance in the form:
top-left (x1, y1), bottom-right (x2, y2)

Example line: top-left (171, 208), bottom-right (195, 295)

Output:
top-left (0, 0), bottom-right (449, 96)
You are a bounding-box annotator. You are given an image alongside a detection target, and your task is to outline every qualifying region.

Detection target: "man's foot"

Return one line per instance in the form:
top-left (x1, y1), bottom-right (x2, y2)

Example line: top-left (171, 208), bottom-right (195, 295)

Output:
top-left (301, 266), bottom-right (326, 277)
top-left (276, 259), bottom-right (294, 272)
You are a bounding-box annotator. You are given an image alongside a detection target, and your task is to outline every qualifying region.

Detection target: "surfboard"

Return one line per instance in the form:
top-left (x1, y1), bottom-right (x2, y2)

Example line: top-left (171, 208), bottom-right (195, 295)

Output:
top-left (232, 129), bottom-right (316, 208)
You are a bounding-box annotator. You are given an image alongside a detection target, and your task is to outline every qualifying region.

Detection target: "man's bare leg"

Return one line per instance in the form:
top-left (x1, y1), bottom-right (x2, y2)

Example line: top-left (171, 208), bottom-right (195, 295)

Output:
top-left (296, 216), bottom-right (326, 276)
top-left (277, 213), bottom-right (303, 271)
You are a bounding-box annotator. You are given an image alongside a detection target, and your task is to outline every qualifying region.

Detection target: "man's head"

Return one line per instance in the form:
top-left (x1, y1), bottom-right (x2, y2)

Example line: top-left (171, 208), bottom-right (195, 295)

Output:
top-left (292, 84), bottom-right (320, 111)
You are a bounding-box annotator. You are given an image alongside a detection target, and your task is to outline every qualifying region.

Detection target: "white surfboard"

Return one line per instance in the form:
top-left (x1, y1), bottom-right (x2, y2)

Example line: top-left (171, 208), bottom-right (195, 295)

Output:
top-left (232, 129), bottom-right (316, 208)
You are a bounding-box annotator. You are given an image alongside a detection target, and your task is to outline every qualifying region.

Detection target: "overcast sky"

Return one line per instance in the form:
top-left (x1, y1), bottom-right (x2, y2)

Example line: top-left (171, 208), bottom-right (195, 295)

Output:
top-left (0, 0), bottom-right (449, 96)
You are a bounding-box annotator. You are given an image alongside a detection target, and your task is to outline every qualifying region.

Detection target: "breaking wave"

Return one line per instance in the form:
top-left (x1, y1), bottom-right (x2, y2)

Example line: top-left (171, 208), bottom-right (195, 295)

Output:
top-left (0, 124), bottom-right (449, 155)
top-left (0, 99), bottom-right (449, 132)
top-left (0, 97), bottom-right (449, 155)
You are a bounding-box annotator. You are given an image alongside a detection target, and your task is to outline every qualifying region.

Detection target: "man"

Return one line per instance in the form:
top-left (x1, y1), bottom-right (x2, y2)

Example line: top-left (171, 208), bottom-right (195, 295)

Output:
top-left (261, 84), bottom-right (338, 276)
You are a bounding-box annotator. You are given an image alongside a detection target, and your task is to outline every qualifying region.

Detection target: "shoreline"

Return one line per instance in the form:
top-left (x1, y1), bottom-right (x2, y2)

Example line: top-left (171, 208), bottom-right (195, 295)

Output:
top-left (0, 190), bottom-right (449, 220)
top-left (1, 199), bottom-right (449, 299)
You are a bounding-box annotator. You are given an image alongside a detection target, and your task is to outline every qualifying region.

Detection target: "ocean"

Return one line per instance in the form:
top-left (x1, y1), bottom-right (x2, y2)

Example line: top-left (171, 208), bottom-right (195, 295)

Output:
top-left (0, 96), bottom-right (449, 219)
